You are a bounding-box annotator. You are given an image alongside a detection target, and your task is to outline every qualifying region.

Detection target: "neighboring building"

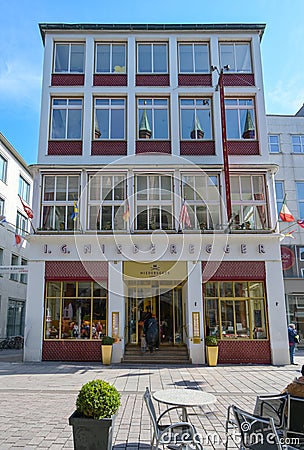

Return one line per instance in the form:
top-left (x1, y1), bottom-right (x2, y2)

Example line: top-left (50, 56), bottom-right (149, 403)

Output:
top-left (0, 133), bottom-right (32, 339)
top-left (267, 107), bottom-right (304, 346)
top-left (24, 23), bottom-right (289, 365)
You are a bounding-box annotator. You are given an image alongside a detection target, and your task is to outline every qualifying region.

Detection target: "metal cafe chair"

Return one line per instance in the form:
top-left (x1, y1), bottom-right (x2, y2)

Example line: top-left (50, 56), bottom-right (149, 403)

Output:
top-left (228, 404), bottom-right (298, 450)
top-left (285, 396), bottom-right (304, 448)
top-left (143, 387), bottom-right (204, 449)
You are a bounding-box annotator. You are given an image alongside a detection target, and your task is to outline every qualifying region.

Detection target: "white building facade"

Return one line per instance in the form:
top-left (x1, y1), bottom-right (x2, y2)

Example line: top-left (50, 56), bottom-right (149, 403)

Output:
top-left (0, 133), bottom-right (32, 340)
top-left (24, 23), bottom-right (289, 365)
top-left (267, 108), bottom-right (304, 346)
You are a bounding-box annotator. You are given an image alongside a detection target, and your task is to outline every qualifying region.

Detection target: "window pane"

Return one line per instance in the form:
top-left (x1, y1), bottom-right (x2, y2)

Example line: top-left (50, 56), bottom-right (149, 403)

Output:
top-left (112, 45), bottom-right (126, 72)
top-left (236, 44), bottom-right (251, 72)
top-left (181, 109), bottom-right (194, 139)
top-left (153, 44), bottom-right (167, 72)
top-left (52, 109), bottom-right (66, 139)
top-left (70, 44), bottom-right (84, 72)
top-left (68, 176), bottom-right (79, 201)
top-left (231, 177), bottom-right (241, 201)
top-left (137, 206), bottom-right (147, 230)
top-left (137, 177), bottom-right (147, 200)
top-left (0, 155), bottom-right (7, 182)
top-left (179, 44), bottom-right (193, 72)
top-left (275, 181), bottom-right (284, 200)
top-left (114, 177), bottom-right (124, 200)
top-left (161, 176), bottom-right (171, 200)
top-left (197, 109), bottom-right (211, 139)
top-left (96, 44), bottom-right (110, 72)
top-left (226, 109), bottom-right (239, 139)
top-left (154, 109), bottom-right (168, 139)
top-left (67, 109), bottom-right (82, 139)
top-left (220, 44), bottom-right (235, 71)
top-left (138, 45), bottom-right (152, 72)
top-left (111, 109), bottom-right (124, 139)
top-left (55, 44), bottom-right (69, 72)
top-left (56, 177), bottom-right (67, 201)
top-left (241, 176), bottom-right (252, 201)
top-left (101, 206), bottom-right (112, 230)
top-left (89, 176), bottom-right (101, 201)
top-left (55, 206), bottom-right (66, 230)
top-left (42, 205), bottom-right (54, 229)
top-left (96, 109), bottom-right (109, 139)
top-left (194, 44), bottom-right (209, 72)
top-left (296, 182), bottom-right (304, 200)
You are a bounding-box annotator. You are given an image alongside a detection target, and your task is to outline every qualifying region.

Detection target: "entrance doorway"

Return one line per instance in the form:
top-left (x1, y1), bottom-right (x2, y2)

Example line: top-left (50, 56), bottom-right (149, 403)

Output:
top-left (126, 281), bottom-right (184, 345)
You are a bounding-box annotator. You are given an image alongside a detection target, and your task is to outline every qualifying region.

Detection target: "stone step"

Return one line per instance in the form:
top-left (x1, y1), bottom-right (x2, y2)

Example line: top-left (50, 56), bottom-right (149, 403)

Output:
top-left (122, 344), bottom-right (190, 364)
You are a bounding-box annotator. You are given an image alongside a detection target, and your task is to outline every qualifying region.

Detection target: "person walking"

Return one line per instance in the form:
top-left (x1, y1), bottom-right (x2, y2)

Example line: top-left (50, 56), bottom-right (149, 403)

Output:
top-left (288, 323), bottom-right (299, 365)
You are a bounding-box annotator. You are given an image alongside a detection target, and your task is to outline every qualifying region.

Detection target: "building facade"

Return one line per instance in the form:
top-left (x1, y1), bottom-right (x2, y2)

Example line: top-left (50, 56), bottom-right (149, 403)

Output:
top-left (0, 133), bottom-right (32, 340)
top-left (24, 23), bottom-right (289, 365)
top-left (267, 108), bottom-right (304, 347)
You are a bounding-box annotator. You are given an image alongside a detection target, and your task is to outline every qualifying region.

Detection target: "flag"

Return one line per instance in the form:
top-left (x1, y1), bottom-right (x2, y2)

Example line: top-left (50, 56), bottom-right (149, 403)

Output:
top-left (179, 200), bottom-right (191, 228)
top-left (122, 201), bottom-right (130, 222)
top-left (297, 219), bottom-right (304, 229)
top-left (279, 197), bottom-right (295, 222)
top-left (18, 195), bottom-right (34, 219)
top-left (71, 201), bottom-right (79, 221)
top-left (14, 234), bottom-right (23, 248)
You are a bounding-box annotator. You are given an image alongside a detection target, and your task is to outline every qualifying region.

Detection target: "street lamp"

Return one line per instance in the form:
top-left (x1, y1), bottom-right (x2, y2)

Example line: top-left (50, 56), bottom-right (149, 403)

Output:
top-left (211, 65), bottom-right (232, 223)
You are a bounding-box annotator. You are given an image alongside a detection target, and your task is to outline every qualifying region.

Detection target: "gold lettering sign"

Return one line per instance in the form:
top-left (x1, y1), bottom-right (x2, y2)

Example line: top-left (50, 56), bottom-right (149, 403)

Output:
top-left (123, 261), bottom-right (187, 281)
top-left (192, 312), bottom-right (201, 344)
top-left (112, 312), bottom-right (119, 340)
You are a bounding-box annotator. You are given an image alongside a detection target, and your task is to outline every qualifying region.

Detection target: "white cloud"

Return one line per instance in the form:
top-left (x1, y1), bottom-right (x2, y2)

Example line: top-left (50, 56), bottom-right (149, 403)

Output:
top-left (265, 75), bottom-right (304, 115)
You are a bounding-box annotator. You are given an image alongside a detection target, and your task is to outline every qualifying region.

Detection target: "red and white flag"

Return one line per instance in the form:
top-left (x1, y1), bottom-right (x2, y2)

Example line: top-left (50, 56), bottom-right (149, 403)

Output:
top-left (18, 195), bottom-right (34, 219)
top-left (179, 200), bottom-right (191, 228)
top-left (297, 219), bottom-right (304, 229)
top-left (279, 198), bottom-right (295, 222)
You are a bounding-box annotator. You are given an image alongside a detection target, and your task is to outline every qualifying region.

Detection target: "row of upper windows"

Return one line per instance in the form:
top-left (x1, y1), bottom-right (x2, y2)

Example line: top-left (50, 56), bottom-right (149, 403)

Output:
top-left (39, 173), bottom-right (269, 232)
top-left (275, 181), bottom-right (304, 220)
top-left (0, 196), bottom-right (29, 236)
top-left (50, 97), bottom-right (257, 141)
top-left (53, 41), bottom-right (253, 74)
top-left (268, 134), bottom-right (304, 154)
top-left (0, 156), bottom-right (31, 203)
top-left (0, 249), bottom-right (28, 283)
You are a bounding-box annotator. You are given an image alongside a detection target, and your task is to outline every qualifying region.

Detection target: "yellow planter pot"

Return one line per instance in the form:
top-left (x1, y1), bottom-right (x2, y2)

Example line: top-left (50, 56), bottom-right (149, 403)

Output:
top-left (102, 345), bottom-right (113, 365)
top-left (206, 346), bottom-right (218, 366)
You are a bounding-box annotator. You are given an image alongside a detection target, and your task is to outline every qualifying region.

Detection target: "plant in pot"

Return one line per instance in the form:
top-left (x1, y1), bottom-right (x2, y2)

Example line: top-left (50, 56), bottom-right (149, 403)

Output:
top-left (205, 335), bottom-right (218, 367)
top-left (69, 379), bottom-right (121, 450)
top-left (101, 336), bottom-right (115, 365)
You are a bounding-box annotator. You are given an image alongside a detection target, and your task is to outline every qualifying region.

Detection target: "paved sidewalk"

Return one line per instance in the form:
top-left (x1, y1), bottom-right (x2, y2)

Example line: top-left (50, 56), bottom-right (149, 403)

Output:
top-left (0, 350), bottom-right (303, 449)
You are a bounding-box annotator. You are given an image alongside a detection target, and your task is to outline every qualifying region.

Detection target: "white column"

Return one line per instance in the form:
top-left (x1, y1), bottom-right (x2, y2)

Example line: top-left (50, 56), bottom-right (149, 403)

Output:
top-left (186, 261), bottom-right (205, 364)
top-left (265, 260), bottom-right (290, 365)
top-left (108, 261), bottom-right (125, 363)
top-left (23, 261), bottom-right (45, 362)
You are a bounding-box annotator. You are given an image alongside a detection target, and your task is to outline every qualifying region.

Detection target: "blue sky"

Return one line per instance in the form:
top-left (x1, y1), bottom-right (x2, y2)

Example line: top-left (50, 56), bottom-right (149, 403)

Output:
top-left (1, 0), bottom-right (304, 165)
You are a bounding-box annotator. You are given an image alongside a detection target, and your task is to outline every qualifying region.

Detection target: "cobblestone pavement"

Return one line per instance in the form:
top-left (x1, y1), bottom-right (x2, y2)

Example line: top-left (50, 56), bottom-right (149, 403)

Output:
top-left (0, 350), bottom-right (303, 449)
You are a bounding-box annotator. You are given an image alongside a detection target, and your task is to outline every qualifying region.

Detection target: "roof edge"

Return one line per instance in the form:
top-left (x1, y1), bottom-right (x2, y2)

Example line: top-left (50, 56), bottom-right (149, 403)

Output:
top-left (0, 132), bottom-right (32, 176)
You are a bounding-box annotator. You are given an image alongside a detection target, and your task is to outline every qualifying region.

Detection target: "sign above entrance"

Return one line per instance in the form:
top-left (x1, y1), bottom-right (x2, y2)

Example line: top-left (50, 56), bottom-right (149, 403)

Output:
top-left (123, 261), bottom-right (187, 281)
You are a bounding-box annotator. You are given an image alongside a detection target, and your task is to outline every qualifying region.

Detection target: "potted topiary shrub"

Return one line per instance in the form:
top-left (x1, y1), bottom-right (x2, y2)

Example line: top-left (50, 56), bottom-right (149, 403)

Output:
top-left (101, 336), bottom-right (115, 365)
top-left (69, 379), bottom-right (121, 450)
top-left (205, 335), bottom-right (218, 367)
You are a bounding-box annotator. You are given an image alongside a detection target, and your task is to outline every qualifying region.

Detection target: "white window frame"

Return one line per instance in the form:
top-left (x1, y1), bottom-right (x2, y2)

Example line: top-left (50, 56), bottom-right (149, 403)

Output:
top-left (268, 135), bottom-right (280, 153)
top-left (18, 176), bottom-right (30, 204)
top-left (94, 98), bottom-right (126, 140)
top-left (10, 254), bottom-right (19, 282)
top-left (275, 181), bottom-right (284, 219)
top-left (0, 154), bottom-right (7, 183)
top-left (20, 258), bottom-right (28, 284)
top-left (296, 182), bottom-right (304, 220)
top-left (95, 42), bottom-right (126, 74)
top-left (292, 135), bottom-right (304, 153)
top-left (182, 173), bottom-right (221, 230)
top-left (87, 174), bottom-right (127, 231)
top-left (178, 43), bottom-right (210, 73)
top-left (219, 42), bottom-right (252, 73)
top-left (225, 98), bottom-right (256, 140)
top-left (137, 98), bottom-right (169, 140)
top-left (41, 174), bottom-right (80, 231)
top-left (180, 98), bottom-right (212, 140)
top-left (0, 196), bottom-right (4, 216)
top-left (50, 98), bottom-right (83, 140)
top-left (16, 211), bottom-right (28, 236)
top-left (135, 174), bottom-right (174, 231)
top-left (54, 42), bottom-right (85, 73)
top-left (137, 43), bottom-right (168, 74)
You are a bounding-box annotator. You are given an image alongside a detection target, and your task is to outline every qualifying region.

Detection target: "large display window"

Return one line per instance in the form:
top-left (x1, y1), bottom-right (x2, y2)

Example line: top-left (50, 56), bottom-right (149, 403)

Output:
top-left (204, 281), bottom-right (268, 340)
top-left (44, 280), bottom-right (107, 340)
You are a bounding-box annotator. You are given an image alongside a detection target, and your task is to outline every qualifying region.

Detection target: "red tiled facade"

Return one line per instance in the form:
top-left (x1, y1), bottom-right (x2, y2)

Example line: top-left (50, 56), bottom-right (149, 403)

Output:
top-left (136, 140), bottom-right (171, 154)
top-left (91, 141), bottom-right (127, 155)
top-left (51, 74), bottom-right (85, 86)
top-left (42, 340), bottom-right (102, 361)
top-left (222, 73), bottom-right (255, 87)
top-left (93, 74), bottom-right (127, 86)
top-left (218, 340), bottom-right (271, 364)
top-left (180, 141), bottom-right (215, 156)
top-left (136, 74), bottom-right (170, 86)
top-left (178, 74), bottom-right (212, 86)
top-left (227, 140), bottom-right (260, 155)
top-left (45, 261), bottom-right (108, 281)
top-left (48, 141), bottom-right (83, 156)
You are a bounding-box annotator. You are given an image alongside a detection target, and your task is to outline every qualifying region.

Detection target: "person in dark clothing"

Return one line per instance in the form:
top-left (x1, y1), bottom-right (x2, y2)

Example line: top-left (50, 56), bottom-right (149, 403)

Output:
top-left (144, 314), bottom-right (158, 353)
top-left (288, 323), bottom-right (299, 365)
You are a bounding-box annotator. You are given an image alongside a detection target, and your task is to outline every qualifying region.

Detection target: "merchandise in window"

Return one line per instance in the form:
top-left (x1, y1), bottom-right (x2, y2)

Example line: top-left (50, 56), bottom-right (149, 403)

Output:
top-left (268, 135), bottom-right (280, 153)
top-left (96, 43), bottom-right (126, 73)
top-left (94, 99), bottom-right (126, 140)
top-left (296, 182), bottom-right (304, 219)
top-left (292, 135), bottom-right (304, 153)
top-left (41, 175), bottom-right (80, 231)
top-left (0, 154), bottom-right (7, 183)
top-left (225, 99), bottom-right (256, 140)
top-left (178, 43), bottom-right (209, 73)
top-left (182, 174), bottom-right (221, 230)
top-left (54, 43), bottom-right (85, 73)
top-left (204, 281), bottom-right (268, 340)
top-left (88, 174), bottom-right (126, 231)
top-left (230, 175), bottom-right (268, 230)
top-left (137, 98), bottom-right (169, 140)
top-left (275, 181), bottom-right (284, 219)
top-left (44, 281), bottom-right (107, 340)
top-left (219, 42), bottom-right (252, 73)
top-left (18, 176), bottom-right (30, 204)
top-left (137, 43), bottom-right (168, 73)
top-left (51, 98), bottom-right (83, 140)
top-left (135, 175), bottom-right (173, 230)
top-left (180, 98), bottom-right (212, 140)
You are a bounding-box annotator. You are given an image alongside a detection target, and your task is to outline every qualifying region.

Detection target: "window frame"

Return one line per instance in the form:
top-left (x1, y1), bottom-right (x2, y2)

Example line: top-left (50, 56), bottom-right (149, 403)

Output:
top-left (10, 254), bottom-right (19, 282)
top-left (275, 181), bottom-right (284, 219)
top-left (135, 174), bottom-right (174, 231)
top-left (225, 98), bottom-right (256, 140)
top-left (94, 98), bottom-right (126, 140)
top-left (54, 42), bottom-right (85, 74)
top-left (219, 42), bottom-right (252, 73)
top-left (20, 258), bottom-right (28, 285)
top-left (0, 154), bottom-right (7, 183)
top-left (41, 174), bottom-right (80, 231)
top-left (87, 173), bottom-right (127, 231)
top-left (16, 211), bottom-right (28, 236)
top-left (292, 135), bottom-right (304, 154)
top-left (268, 134), bottom-right (280, 153)
top-left (137, 42), bottom-right (168, 74)
top-left (178, 42), bottom-right (210, 74)
top-left (0, 196), bottom-right (4, 217)
top-left (18, 176), bottom-right (30, 204)
top-left (179, 98), bottom-right (212, 140)
top-left (95, 42), bottom-right (127, 74)
top-left (50, 98), bottom-right (83, 140)
top-left (296, 181), bottom-right (304, 219)
top-left (137, 98), bottom-right (169, 140)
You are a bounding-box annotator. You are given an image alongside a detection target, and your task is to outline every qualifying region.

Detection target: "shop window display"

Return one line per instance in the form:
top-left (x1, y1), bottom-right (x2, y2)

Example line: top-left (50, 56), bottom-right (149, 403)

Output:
top-left (204, 281), bottom-right (268, 340)
top-left (44, 281), bottom-right (107, 340)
